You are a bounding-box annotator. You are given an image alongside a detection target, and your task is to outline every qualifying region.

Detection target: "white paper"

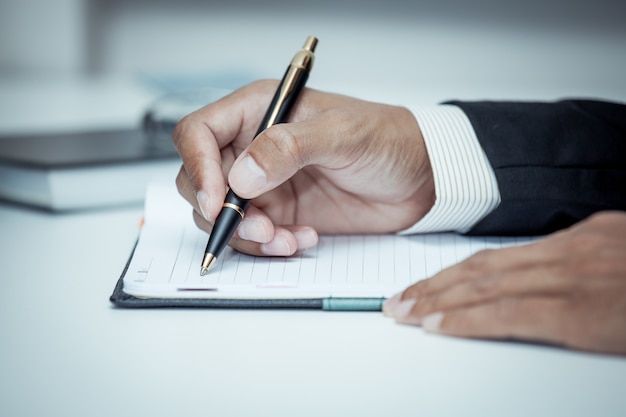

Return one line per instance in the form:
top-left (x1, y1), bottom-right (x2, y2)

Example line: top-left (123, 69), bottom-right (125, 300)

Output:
top-left (122, 184), bottom-right (537, 299)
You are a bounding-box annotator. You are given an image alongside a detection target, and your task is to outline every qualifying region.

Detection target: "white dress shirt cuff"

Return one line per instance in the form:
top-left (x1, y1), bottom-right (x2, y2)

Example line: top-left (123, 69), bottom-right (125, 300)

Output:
top-left (399, 105), bottom-right (501, 234)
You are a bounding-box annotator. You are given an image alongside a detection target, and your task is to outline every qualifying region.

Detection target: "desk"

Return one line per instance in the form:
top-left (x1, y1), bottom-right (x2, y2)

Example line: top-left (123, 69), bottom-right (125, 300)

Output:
top-left (2, 14), bottom-right (626, 412)
top-left (1, 200), bottom-right (626, 417)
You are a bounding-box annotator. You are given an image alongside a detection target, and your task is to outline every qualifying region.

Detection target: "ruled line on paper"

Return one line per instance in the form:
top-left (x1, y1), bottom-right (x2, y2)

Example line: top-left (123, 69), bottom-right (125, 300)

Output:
top-left (123, 184), bottom-right (539, 298)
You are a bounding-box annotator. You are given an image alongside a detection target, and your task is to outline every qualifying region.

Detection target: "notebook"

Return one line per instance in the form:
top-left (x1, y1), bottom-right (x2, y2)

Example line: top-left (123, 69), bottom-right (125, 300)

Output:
top-left (110, 184), bottom-right (537, 310)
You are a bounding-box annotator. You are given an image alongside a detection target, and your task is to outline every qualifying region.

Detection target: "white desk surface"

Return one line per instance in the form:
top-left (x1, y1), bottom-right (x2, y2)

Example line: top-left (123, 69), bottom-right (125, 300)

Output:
top-left (1, 195), bottom-right (626, 417)
top-left (2, 25), bottom-right (626, 412)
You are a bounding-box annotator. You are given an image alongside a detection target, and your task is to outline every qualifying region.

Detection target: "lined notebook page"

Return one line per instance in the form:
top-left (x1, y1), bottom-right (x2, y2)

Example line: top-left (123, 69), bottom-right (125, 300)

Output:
top-left (122, 184), bottom-right (536, 299)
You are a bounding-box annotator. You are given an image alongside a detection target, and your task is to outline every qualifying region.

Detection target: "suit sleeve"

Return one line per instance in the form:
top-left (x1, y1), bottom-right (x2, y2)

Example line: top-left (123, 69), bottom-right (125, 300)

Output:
top-left (447, 99), bottom-right (626, 235)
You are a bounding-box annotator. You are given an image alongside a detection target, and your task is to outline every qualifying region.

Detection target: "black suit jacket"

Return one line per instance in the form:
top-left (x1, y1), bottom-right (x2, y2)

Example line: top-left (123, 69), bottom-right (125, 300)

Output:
top-left (447, 99), bottom-right (626, 235)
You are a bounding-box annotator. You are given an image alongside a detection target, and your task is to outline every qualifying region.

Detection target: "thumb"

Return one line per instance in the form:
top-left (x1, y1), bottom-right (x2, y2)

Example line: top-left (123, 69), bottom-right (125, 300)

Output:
top-left (228, 121), bottom-right (330, 199)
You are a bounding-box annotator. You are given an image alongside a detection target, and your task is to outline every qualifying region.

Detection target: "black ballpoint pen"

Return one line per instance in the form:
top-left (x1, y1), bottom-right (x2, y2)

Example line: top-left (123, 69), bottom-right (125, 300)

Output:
top-left (200, 36), bottom-right (318, 275)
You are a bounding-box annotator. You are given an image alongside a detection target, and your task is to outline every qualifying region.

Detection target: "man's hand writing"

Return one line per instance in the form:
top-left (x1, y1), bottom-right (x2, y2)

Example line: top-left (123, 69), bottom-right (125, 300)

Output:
top-left (173, 80), bottom-right (435, 257)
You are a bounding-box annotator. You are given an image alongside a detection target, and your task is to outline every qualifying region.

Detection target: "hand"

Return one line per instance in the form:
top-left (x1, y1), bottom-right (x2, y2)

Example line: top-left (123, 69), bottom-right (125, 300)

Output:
top-left (173, 80), bottom-right (435, 256)
top-left (383, 211), bottom-right (626, 356)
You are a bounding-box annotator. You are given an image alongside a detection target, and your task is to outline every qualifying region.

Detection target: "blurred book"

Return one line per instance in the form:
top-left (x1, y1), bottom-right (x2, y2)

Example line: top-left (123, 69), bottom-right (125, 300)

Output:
top-left (0, 129), bottom-right (181, 211)
top-left (0, 76), bottom-right (233, 211)
top-left (142, 87), bottom-right (231, 144)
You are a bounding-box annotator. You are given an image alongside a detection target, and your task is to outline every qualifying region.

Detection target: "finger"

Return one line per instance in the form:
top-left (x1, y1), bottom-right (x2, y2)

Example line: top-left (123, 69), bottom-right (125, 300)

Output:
top-left (176, 165), bottom-right (212, 222)
top-left (404, 296), bottom-right (572, 348)
top-left (226, 123), bottom-right (318, 199)
top-left (231, 224), bottom-right (319, 257)
top-left (191, 199), bottom-right (280, 245)
top-left (227, 106), bottom-right (362, 199)
top-left (383, 246), bottom-right (534, 316)
top-left (172, 82), bottom-right (276, 220)
top-left (192, 207), bottom-right (213, 235)
top-left (175, 164), bottom-right (197, 211)
top-left (235, 205), bottom-right (276, 243)
top-left (383, 240), bottom-right (567, 319)
top-left (401, 264), bottom-right (577, 321)
top-left (193, 204), bottom-right (319, 257)
top-left (402, 241), bottom-right (552, 300)
top-left (172, 111), bottom-right (230, 221)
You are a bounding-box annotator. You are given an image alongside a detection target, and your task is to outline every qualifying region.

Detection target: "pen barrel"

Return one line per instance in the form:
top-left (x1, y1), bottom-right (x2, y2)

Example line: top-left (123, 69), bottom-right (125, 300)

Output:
top-left (204, 189), bottom-right (251, 259)
top-left (255, 67), bottom-right (310, 136)
top-left (202, 37), bottom-right (316, 273)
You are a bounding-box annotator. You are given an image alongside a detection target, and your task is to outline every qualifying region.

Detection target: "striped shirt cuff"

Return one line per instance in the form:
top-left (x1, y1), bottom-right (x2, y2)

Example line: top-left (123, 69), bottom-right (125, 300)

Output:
top-left (399, 105), bottom-right (500, 234)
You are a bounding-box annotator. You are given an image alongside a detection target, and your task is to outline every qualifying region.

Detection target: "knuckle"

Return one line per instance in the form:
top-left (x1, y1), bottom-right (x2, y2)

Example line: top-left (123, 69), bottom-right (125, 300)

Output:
top-left (413, 295), bottom-right (439, 317)
top-left (174, 165), bottom-right (187, 190)
top-left (242, 79), bottom-right (281, 103)
top-left (464, 249), bottom-right (496, 275)
top-left (440, 311), bottom-right (466, 334)
top-left (587, 210), bottom-right (625, 226)
top-left (468, 276), bottom-right (498, 298)
top-left (171, 114), bottom-right (193, 149)
top-left (412, 278), bottom-right (431, 295)
top-left (191, 210), bottom-right (212, 234)
top-left (566, 230), bottom-right (609, 255)
top-left (330, 107), bottom-right (363, 132)
top-left (574, 211), bottom-right (626, 238)
top-left (249, 79), bottom-right (278, 92)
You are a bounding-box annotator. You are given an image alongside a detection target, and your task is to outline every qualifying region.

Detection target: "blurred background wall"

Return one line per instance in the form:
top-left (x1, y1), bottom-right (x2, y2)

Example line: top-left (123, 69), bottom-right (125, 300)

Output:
top-left (1, 0), bottom-right (625, 112)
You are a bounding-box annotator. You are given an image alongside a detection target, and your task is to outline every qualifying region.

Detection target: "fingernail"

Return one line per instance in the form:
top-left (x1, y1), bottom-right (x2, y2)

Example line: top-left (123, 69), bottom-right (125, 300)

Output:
top-left (382, 293), bottom-right (402, 317)
top-left (230, 155), bottom-right (267, 196)
top-left (238, 218), bottom-right (270, 242)
top-left (196, 190), bottom-right (211, 222)
top-left (422, 312), bottom-right (444, 333)
top-left (393, 299), bottom-right (417, 320)
top-left (261, 238), bottom-right (293, 256)
top-left (293, 229), bottom-right (318, 251)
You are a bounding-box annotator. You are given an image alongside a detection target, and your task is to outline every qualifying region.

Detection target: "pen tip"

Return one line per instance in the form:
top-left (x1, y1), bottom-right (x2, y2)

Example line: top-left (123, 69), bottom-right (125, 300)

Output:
top-left (200, 253), bottom-right (217, 276)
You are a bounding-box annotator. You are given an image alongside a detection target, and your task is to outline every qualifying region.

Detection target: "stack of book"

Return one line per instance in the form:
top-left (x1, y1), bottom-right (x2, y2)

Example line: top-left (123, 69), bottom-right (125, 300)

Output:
top-left (0, 128), bottom-right (181, 211)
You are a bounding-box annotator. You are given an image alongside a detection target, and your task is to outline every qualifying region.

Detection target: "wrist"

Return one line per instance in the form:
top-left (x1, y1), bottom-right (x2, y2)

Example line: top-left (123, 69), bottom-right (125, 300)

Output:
top-left (391, 105), bottom-right (437, 230)
top-left (406, 106), bottom-right (436, 220)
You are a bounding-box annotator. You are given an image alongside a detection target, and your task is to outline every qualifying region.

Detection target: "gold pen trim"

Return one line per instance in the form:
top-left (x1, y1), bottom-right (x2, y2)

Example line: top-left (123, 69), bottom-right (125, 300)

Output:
top-left (222, 202), bottom-right (245, 218)
top-left (200, 253), bottom-right (217, 275)
top-left (264, 37), bottom-right (317, 129)
top-left (265, 66), bottom-right (303, 127)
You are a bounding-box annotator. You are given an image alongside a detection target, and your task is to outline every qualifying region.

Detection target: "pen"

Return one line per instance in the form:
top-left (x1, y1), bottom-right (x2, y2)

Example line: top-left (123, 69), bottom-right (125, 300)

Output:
top-left (200, 35), bottom-right (318, 275)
